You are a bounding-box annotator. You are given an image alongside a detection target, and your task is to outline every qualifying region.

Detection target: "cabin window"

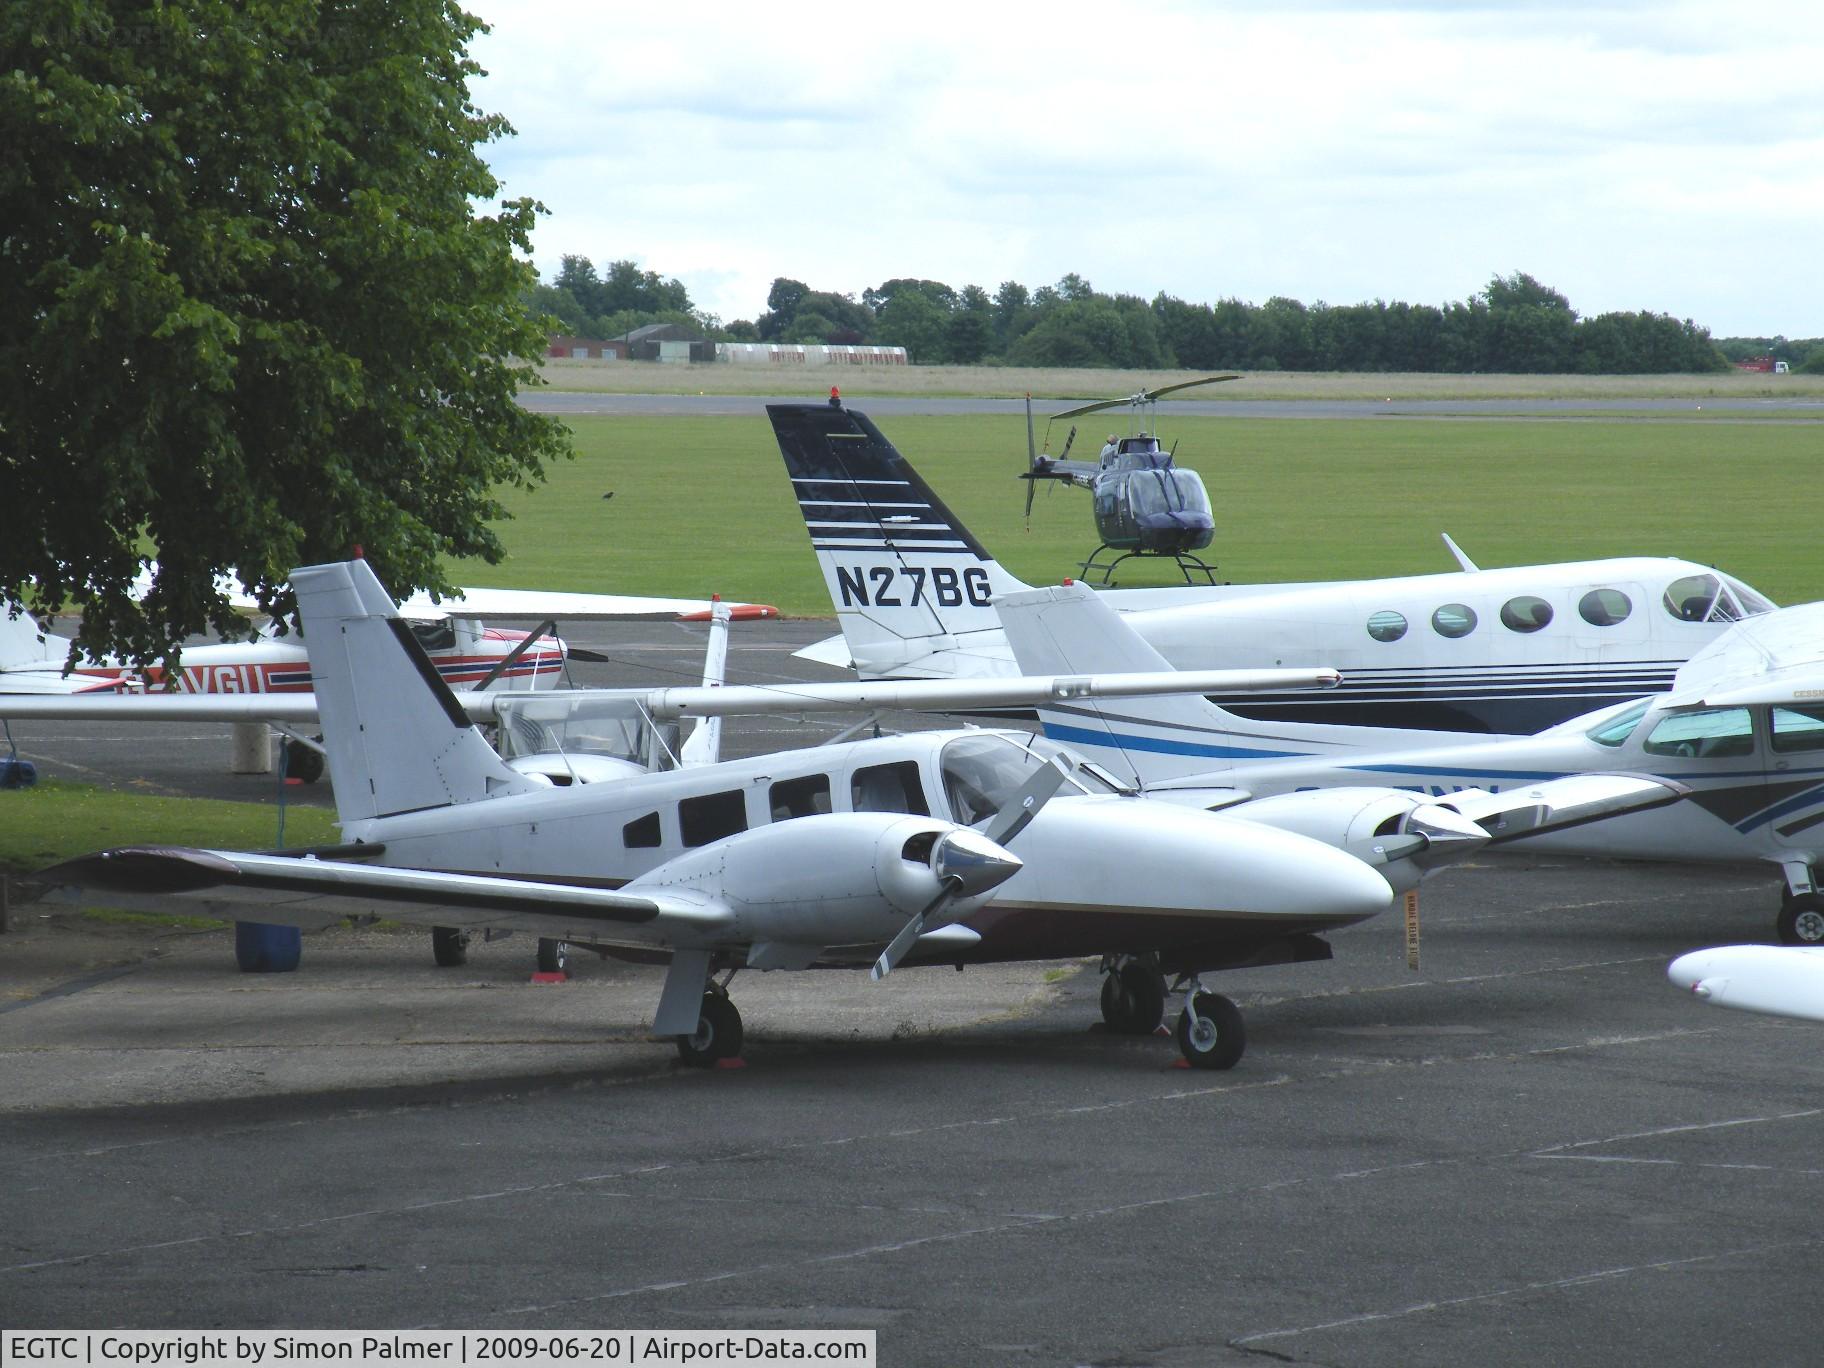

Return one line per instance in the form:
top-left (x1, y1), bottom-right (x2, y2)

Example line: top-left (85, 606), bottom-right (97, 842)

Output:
top-left (408, 619), bottom-right (456, 651)
top-left (850, 761), bottom-right (929, 816)
top-left (1772, 706), bottom-right (1824, 754)
top-left (939, 734), bottom-right (1057, 826)
top-left (679, 789), bottom-right (747, 846)
top-left (1642, 707), bottom-right (1754, 759)
top-left (1366, 610), bottom-right (1407, 643)
top-left (770, 774), bottom-right (832, 822)
top-left (1578, 588), bottom-right (1632, 627)
top-left (1586, 699), bottom-right (1650, 747)
top-left (1499, 595), bottom-right (1553, 633)
top-left (622, 812), bottom-right (661, 848)
top-left (1431, 603), bottom-right (1477, 638)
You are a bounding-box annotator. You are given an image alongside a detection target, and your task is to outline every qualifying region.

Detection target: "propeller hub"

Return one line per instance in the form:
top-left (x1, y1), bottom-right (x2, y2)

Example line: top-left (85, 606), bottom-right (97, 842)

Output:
top-left (932, 828), bottom-right (1023, 899)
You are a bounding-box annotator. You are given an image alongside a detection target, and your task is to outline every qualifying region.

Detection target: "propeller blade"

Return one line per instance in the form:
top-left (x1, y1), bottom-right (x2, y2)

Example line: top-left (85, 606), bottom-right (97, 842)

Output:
top-left (983, 753), bottom-right (1073, 848)
top-left (871, 883), bottom-right (954, 981)
top-left (871, 828), bottom-right (1023, 981)
top-left (564, 647), bottom-right (613, 664)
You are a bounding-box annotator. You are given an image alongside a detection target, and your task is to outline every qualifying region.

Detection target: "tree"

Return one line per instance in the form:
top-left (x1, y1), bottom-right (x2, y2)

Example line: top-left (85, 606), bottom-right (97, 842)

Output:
top-left (1, 0), bottom-right (569, 666)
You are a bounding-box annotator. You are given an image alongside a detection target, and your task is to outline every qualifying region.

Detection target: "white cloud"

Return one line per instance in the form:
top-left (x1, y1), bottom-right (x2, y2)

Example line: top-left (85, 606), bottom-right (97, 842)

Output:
top-left (469, 1), bottom-right (1824, 335)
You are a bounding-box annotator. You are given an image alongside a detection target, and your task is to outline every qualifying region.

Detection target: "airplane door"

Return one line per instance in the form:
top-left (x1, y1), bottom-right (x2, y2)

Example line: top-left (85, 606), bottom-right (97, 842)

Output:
top-left (1759, 704), bottom-right (1824, 857)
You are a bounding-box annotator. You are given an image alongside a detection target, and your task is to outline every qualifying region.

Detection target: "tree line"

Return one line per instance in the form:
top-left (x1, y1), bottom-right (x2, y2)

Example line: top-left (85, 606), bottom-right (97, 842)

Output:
top-left (530, 263), bottom-right (1822, 375)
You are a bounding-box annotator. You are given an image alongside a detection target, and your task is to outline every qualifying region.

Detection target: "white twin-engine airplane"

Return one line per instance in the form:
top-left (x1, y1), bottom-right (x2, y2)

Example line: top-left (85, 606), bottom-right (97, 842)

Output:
top-left (33, 559), bottom-right (1426, 1072)
top-left (767, 399), bottom-right (1776, 734)
top-left (997, 580), bottom-right (1824, 947)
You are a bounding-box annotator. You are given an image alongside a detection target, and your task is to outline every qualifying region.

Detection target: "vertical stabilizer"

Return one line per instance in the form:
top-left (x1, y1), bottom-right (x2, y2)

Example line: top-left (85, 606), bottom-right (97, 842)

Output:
top-left (292, 561), bottom-right (541, 823)
top-left (1, 606), bottom-right (63, 671)
top-left (998, 582), bottom-right (1338, 784)
top-left (767, 401), bottom-right (1027, 680)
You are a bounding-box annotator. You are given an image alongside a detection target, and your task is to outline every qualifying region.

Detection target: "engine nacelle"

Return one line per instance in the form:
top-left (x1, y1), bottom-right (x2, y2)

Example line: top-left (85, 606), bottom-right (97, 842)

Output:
top-left (628, 811), bottom-right (1019, 948)
top-left (1230, 787), bottom-right (1491, 892)
top-left (1231, 788), bottom-right (1430, 848)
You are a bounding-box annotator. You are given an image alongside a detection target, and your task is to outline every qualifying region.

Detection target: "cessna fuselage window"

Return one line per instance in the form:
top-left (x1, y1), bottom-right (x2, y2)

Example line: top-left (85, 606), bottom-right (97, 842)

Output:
top-left (679, 789), bottom-right (747, 846)
top-left (409, 620), bottom-right (457, 652)
top-left (770, 774), bottom-right (832, 822)
top-left (850, 762), bottom-right (929, 816)
top-left (622, 812), bottom-right (661, 848)
top-left (1642, 707), bottom-right (1754, 759)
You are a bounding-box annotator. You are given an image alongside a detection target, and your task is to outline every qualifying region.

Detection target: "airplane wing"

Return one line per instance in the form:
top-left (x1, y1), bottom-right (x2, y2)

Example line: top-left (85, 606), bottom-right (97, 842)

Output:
top-left (0, 669), bottom-right (138, 696)
top-left (624, 666), bottom-right (1342, 720)
top-left (2, 667), bottom-right (1343, 726)
top-left (0, 694), bottom-right (327, 722)
top-left (395, 586), bottom-right (778, 623)
top-left (1665, 602), bottom-right (1824, 707)
top-left (30, 846), bottom-right (736, 945)
top-left (1668, 945), bottom-right (1824, 1023)
top-left (1439, 772), bottom-right (1688, 842)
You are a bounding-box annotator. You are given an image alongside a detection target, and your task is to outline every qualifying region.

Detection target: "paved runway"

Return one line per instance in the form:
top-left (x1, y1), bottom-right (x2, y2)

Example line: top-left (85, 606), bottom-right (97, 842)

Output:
top-left (3, 619), bottom-right (1821, 1364)
top-left (519, 391), bottom-right (1824, 419)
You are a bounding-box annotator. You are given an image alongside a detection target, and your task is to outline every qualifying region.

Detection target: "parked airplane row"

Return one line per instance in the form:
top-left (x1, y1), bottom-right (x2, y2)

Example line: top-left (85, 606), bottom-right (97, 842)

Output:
top-left (10, 394), bottom-right (1811, 1064)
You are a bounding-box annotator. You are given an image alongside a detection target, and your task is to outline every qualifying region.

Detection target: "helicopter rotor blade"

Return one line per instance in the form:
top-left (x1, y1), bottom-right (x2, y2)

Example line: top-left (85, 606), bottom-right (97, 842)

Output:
top-left (1138, 374), bottom-right (1241, 402)
top-left (1048, 374), bottom-right (1242, 421)
top-left (1058, 426), bottom-right (1076, 460)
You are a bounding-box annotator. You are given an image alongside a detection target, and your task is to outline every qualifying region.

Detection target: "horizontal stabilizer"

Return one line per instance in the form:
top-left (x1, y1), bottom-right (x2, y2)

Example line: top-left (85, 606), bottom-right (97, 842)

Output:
top-left (35, 846), bottom-right (736, 943)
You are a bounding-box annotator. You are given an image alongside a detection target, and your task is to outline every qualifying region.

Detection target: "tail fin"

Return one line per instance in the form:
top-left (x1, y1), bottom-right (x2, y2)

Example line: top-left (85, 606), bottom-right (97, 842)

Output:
top-left (292, 561), bottom-right (541, 824)
top-left (1, 606), bottom-right (63, 671)
top-left (767, 401), bottom-right (1028, 679)
top-left (998, 582), bottom-right (1340, 785)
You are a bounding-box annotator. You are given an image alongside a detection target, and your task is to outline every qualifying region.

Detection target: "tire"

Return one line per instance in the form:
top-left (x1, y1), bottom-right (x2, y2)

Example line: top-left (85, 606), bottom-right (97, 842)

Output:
top-left (1175, 991), bottom-right (1246, 1070)
top-left (1100, 972), bottom-right (1137, 1032)
top-left (676, 993), bottom-right (743, 1068)
top-left (1117, 960), bottom-right (1166, 1034)
top-left (431, 927), bottom-right (469, 967)
top-left (536, 938), bottom-right (568, 974)
top-left (1777, 894), bottom-right (1824, 945)
top-left (280, 738), bottom-right (325, 784)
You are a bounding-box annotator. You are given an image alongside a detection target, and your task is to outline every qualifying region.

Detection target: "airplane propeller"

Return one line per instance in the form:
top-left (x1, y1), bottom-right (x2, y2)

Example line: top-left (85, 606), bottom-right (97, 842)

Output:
top-left (870, 754), bottom-right (1072, 980)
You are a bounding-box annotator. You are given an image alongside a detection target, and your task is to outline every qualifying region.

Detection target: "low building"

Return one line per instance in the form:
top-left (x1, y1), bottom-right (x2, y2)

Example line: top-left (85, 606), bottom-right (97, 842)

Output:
top-left (546, 335), bottom-right (626, 360)
top-left (717, 343), bottom-right (909, 366)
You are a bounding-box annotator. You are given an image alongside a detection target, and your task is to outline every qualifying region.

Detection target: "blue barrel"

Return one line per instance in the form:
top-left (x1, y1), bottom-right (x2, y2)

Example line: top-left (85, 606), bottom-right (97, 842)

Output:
top-left (234, 921), bottom-right (301, 973)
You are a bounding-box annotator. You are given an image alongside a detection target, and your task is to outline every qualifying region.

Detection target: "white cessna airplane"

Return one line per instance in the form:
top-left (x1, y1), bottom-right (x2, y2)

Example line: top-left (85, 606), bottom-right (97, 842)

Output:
top-left (998, 580), bottom-right (1824, 947)
top-left (31, 559), bottom-right (1435, 1071)
top-left (768, 398), bottom-right (1776, 734)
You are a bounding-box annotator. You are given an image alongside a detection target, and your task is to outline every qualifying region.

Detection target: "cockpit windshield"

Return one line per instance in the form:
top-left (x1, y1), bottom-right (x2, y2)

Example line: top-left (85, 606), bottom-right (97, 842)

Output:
top-left (494, 693), bottom-right (651, 765)
top-left (1585, 698), bottom-right (1650, 747)
top-left (1127, 470), bottom-right (1210, 519)
top-left (937, 733), bottom-right (1109, 826)
top-left (1663, 573), bottom-right (1775, 625)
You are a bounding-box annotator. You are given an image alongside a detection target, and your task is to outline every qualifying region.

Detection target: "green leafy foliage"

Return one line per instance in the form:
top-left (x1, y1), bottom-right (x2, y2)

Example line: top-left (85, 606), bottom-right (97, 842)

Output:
top-left (0, 0), bottom-right (570, 665)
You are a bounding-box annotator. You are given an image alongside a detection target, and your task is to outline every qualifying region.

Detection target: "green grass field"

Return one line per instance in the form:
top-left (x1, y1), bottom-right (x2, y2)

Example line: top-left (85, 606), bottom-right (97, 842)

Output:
top-left (457, 413), bottom-right (1824, 614)
top-left (0, 782), bottom-right (337, 875)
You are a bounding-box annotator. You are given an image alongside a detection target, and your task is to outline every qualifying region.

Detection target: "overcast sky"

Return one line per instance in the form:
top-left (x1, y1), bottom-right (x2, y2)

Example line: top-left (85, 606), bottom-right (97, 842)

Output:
top-left (468, 1), bottom-right (1824, 338)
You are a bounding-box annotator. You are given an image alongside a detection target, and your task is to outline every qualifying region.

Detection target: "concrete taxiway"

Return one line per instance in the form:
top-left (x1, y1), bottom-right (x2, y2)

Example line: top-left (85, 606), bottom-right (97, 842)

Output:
top-left (3, 619), bottom-right (1821, 1364)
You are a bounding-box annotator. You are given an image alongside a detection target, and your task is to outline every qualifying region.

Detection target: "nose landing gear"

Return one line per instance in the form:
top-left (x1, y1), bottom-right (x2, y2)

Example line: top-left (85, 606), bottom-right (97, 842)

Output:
top-left (1174, 979), bottom-right (1246, 1070)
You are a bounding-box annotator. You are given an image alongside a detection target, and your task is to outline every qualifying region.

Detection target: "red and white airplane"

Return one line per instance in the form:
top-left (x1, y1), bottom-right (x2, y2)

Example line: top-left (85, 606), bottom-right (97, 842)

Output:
top-left (2, 580), bottom-right (777, 699)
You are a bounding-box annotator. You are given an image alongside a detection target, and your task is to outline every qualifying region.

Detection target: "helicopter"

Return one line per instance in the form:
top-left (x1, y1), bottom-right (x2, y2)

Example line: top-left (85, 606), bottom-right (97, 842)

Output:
top-left (1020, 375), bottom-right (1238, 585)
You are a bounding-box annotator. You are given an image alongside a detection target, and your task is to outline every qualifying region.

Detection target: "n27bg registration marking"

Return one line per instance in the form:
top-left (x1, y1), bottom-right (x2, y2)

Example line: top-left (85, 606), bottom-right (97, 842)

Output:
top-left (835, 565), bottom-right (992, 609)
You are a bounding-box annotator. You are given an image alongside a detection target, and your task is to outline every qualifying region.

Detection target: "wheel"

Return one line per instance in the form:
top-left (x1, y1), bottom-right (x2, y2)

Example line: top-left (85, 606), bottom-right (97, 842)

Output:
top-left (536, 938), bottom-right (568, 974)
top-left (1117, 960), bottom-right (1166, 1034)
top-left (1175, 991), bottom-right (1246, 1070)
top-left (1100, 961), bottom-right (1166, 1034)
top-left (676, 993), bottom-right (744, 1068)
top-left (1777, 894), bottom-right (1824, 945)
top-left (280, 737), bottom-right (325, 783)
top-left (431, 926), bottom-right (469, 967)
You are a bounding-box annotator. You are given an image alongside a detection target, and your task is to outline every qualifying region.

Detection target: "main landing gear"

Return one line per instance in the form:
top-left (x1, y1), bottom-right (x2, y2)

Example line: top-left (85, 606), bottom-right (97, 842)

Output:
top-left (1098, 955), bottom-right (1246, 1068)
top-left (431, 927), bottom-right (470, 967)
top-left (1099, 954), bottom-right (1167, 1035)
top-left (676, 984), bottom-right (744, 1068)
